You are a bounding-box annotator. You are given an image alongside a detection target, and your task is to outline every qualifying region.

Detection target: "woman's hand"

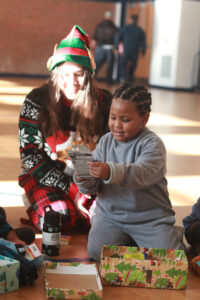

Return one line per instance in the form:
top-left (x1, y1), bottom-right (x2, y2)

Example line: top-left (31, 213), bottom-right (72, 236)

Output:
top-left (75, 172), bottom-right (85, 182)
top-left (88, 161), bottom-right (110, 180)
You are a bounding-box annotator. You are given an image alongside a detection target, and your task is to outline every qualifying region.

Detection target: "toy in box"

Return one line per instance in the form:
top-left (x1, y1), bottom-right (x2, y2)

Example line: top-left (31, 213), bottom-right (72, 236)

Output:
top-left (100, 245), bottom-right (188, 290)
top-left (0, 255), bottom-right (20, 295)
top-left (45, 262), bottom-right (103, 299)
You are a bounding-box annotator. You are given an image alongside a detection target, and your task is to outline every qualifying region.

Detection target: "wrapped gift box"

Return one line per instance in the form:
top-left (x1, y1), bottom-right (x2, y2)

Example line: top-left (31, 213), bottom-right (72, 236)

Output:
top-left (100, 245), bottom-right (188, 290)
top-left (45, 262), bottom-right (103, 299)
top-left (0, 255), bottom-right (20, 295)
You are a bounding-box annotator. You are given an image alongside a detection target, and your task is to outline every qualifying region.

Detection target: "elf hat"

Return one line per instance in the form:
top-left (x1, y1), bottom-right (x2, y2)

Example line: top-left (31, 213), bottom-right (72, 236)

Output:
top-left (47, 25), bottom-right (96, 74)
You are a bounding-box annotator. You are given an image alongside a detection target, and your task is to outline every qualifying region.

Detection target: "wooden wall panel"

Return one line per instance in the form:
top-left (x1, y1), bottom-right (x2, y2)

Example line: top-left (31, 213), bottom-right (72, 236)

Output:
top-left (0, 0), bottom-right (115, 76)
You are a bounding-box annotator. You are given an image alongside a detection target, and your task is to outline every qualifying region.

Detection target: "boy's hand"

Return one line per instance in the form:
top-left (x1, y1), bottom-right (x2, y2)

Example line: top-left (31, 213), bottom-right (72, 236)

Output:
top-left (88, 161), bottom-right (110, 180)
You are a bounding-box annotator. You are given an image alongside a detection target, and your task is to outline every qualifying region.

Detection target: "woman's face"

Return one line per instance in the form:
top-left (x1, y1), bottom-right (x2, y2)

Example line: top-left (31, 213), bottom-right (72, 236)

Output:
top-left (58, 62), bottom-right (85, 100)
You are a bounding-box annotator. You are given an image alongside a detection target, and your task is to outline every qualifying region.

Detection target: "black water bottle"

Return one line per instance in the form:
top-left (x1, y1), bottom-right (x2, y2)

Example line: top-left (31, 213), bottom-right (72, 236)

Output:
top-left (42, 205), bottom-right (61, 256)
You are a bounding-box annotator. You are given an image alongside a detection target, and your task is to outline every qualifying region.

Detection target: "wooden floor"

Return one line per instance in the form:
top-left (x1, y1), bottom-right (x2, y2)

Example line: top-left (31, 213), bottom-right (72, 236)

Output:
top-left (0, 76), bottom-right (200, 299)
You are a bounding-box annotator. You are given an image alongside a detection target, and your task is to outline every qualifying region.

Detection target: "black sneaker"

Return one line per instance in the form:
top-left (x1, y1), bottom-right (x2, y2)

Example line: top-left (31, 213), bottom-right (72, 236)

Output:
top-left (15, 227), bottom-right (35, 245)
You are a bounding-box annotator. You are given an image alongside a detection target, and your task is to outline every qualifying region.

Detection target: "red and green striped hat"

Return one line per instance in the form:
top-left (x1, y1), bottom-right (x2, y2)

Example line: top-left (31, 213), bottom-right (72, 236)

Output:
top-left (47, 25), bottom-right (96, 74)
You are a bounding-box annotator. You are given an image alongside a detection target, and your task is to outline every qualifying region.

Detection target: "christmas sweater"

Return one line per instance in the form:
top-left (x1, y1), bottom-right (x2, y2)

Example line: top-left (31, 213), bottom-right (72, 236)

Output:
top-left (18, 84), bottom-right (111, 192)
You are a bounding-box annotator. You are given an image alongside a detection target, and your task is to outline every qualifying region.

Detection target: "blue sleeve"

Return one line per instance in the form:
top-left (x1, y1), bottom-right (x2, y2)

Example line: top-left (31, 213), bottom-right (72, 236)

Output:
top-left (182, 197), bottom-right (200, 229)
top-left (0, 214), bottom-right (13, 238)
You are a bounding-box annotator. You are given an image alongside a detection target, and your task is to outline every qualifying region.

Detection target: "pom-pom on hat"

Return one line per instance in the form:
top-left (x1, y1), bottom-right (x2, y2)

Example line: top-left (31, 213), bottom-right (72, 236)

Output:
top-left (46, 131), bottom-right (75, 160)
top-left (47, 25), bottom-right (96, 74)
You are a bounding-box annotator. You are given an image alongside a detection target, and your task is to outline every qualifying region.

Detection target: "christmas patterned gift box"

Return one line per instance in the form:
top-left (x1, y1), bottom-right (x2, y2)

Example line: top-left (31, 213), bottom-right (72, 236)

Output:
top-left (45, 262), bottom-right (103, 299)
top-left (100, 245), bottom-right (188, 290)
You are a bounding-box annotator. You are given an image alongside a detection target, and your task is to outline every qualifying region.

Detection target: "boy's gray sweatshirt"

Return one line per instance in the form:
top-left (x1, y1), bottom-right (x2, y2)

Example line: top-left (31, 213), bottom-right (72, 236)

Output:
top-left (74, 127), bottom-right (175, 224)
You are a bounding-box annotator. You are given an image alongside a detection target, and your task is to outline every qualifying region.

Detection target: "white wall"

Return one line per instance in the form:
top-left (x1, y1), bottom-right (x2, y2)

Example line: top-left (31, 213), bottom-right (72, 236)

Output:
top-left (176, 1), bottom-right (200, 88)
top-left (149, 0), bottom-right (200, 89)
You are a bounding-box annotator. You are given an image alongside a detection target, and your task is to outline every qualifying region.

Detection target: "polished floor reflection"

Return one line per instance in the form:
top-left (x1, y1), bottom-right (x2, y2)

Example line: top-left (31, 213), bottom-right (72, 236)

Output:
top-left (0, 76), bottom-right (200, 300)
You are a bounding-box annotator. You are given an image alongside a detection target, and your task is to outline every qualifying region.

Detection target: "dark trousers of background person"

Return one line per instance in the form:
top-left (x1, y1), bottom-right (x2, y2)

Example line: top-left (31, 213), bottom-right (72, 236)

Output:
top-left (94, 46), bottom-right (115, 84)
top-left (118, 52), bottom-right (139, 83)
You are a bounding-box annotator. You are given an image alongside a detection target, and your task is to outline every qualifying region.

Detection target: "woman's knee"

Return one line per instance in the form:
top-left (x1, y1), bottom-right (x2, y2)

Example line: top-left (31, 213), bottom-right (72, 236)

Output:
top-left (28, 192), bottom-right (78, 232)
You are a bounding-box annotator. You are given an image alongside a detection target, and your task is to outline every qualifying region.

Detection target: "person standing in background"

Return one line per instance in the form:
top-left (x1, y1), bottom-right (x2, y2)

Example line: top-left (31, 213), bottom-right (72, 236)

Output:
top-left (115, 14), bottom-right (146, 84)
top-left (91, 11), bottom-right (119, 85)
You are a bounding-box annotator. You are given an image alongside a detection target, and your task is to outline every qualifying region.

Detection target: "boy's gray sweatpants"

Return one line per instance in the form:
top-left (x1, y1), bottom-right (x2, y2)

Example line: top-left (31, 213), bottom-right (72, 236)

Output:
top-left (87, 213), bottom-right (185, 261)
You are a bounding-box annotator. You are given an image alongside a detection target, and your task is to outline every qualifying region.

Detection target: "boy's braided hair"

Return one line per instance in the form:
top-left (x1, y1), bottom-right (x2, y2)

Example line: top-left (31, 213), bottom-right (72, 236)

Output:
top-left (112, 84), bottom-right (152, 116)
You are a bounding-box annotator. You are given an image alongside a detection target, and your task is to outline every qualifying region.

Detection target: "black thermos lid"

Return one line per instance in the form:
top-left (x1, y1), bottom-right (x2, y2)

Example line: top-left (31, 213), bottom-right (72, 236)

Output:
top-left (43, 205), bottom-right (61, 226)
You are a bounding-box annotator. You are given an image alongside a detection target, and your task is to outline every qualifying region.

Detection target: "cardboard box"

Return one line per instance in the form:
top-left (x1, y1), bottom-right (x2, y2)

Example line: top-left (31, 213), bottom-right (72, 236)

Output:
top-left (100, 245), bottom-right (188, 290)
top-left (24, 243), bottom-right (44, 270)
top-left (45, 262), bottom-right (103, 299)
top-left (25, 243), bottom-right (43, 260)
top-left (60, 235), bottom-right (71, 246)
top-left (0, 255), bottom-right (20, 295)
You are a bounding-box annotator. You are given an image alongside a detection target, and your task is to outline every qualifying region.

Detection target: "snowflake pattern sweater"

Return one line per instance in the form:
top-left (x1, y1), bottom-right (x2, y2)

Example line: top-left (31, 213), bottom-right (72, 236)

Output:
top-left (18, 84), bottom-right (111, 192)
